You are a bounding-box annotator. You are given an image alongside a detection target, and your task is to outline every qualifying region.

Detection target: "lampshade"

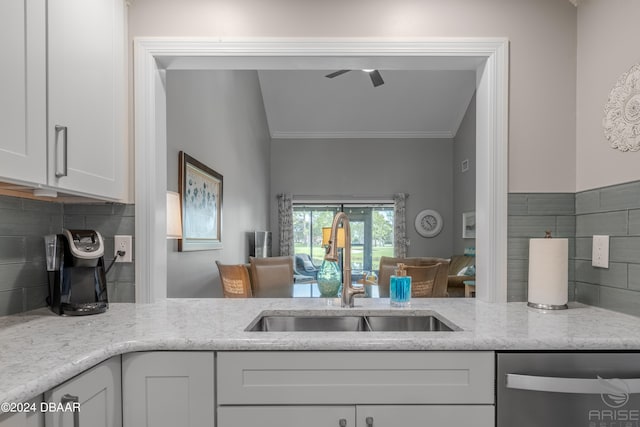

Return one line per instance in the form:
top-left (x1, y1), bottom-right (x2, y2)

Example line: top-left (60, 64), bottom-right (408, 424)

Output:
top-left (322, 227), bottom-right (345, 248)
top-left (166, 191), bottom-right (183, 239)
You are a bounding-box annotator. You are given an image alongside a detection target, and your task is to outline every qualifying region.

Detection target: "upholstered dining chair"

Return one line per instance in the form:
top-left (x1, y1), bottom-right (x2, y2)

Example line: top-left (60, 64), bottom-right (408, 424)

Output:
top-left (377, 256), bottom-right (450, 297)
top-left (248, 256), bottom-right (295, 297)
top-left (215, 261), bottom-right (253, 298)
top-left (405, 264), bottom-right (443, 298)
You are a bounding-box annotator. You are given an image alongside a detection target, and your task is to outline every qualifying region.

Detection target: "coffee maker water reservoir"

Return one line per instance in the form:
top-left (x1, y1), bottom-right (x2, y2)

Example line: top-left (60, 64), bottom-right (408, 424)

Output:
top-left (45, 229), bottom-right (109, 315)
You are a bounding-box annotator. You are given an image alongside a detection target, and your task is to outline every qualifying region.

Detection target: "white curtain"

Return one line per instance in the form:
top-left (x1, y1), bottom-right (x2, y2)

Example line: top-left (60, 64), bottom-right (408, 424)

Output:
top-left (393, 193), bottom-right (409, 258)
top-left (277, 193), bottom-right (294, 256)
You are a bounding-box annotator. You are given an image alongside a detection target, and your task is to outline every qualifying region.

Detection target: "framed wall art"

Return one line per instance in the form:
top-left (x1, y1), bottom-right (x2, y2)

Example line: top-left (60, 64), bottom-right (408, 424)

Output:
top-left (178, 151), bottom-right (223, 251)
top-left (462, 211), bottom-right (476, 239)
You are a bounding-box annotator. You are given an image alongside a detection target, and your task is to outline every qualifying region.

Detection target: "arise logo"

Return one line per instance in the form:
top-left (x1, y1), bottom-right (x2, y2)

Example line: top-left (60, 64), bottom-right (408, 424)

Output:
top-left (599, 376), bottom-right (631, 409)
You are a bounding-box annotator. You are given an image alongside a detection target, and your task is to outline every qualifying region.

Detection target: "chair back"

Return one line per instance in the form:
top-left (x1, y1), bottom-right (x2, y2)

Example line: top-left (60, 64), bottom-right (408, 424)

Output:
top-left (377, 256), bottom-right (450, 297)
top-left (215, 261), bottom-right (252, 298)
top-left (406, 264), bottom-right (441, 297)
top-left (249, 256), bottom-right (294, 297)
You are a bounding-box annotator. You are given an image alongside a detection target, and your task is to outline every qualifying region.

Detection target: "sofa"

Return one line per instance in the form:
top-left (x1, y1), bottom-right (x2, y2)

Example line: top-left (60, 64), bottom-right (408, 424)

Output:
top-left (447, 255), bottom-right (476, 297)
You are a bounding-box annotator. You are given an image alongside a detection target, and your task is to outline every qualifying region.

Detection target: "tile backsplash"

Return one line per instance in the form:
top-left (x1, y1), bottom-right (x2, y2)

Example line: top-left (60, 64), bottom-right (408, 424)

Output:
top-left (0, 196), bottom-right (135, 316)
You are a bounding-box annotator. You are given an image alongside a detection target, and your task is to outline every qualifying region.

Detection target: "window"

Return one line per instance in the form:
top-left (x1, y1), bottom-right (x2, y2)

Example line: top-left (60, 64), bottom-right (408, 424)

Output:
top-left (293, 203), bottom-right (394, 273)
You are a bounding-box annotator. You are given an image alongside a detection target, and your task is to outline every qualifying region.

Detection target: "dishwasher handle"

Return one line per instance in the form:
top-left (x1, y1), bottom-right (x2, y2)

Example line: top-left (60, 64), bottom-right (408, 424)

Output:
top-left (506, 373), bottom-right (640, 395)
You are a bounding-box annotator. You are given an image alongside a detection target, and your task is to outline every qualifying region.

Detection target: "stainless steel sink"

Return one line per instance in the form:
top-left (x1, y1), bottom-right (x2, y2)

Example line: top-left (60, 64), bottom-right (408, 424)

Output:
top-left (245, 311), bottom-right (460, 332)
top-left (365, 315), bottom-right (454, 332)
top-left (247, 315), bottom-right (367, 332)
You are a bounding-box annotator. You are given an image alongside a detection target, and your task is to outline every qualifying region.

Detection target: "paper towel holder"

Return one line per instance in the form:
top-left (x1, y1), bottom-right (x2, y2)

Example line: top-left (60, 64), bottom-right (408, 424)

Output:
top-left (527, 230), bottom-right (569, 311)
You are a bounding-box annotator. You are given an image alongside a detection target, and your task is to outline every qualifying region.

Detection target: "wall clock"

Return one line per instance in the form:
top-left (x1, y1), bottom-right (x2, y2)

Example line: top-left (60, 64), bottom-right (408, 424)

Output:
top-left (415, 209), bottom-right (443, 238)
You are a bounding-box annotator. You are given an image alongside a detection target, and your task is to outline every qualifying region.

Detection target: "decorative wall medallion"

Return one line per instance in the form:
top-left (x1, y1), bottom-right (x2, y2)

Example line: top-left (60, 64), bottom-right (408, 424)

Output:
top-left (602, 63), bottom-right (640, 152)
top-left (415, 209), bottom-right (443, 238)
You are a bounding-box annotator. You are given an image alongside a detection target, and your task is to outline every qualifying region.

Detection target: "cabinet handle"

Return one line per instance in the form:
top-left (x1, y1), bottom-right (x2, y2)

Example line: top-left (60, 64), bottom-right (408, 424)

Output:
top-left (338, 419), bottom-right (347, 427)
top-left (60, 394), bottom-right (79, 427)
top-left (506, 373), bottom-right (640, 394)
top-left (55, 125), bottom-right (68, 178)
top-left (365, 417), bottom-right (374, 426)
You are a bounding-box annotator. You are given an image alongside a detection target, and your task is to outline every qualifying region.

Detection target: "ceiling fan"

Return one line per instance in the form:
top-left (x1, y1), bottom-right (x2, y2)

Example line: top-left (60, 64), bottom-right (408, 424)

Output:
top-left (325, 69), bottom-right (385, 87)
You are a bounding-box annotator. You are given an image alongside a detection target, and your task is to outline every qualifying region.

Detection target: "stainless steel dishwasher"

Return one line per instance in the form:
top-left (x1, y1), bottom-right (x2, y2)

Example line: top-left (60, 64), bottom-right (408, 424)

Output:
top-left (497, 352), bottom-right (640, 427)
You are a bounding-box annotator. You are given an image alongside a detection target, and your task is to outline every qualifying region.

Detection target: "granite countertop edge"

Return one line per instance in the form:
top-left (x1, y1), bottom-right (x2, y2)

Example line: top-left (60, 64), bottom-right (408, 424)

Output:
top-left (2, 298), bottom-right (640, 407)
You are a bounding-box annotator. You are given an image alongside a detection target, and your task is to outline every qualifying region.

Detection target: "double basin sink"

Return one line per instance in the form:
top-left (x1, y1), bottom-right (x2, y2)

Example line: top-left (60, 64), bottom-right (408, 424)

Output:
top-left (246, 310), bottom-right (461, 332)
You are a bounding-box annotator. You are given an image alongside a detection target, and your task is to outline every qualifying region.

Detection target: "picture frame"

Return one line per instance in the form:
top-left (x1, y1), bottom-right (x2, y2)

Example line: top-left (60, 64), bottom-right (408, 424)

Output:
top-left (178, 151), bottom-right (223, 251)
top-left (462, 211), bottom-right (476, 239)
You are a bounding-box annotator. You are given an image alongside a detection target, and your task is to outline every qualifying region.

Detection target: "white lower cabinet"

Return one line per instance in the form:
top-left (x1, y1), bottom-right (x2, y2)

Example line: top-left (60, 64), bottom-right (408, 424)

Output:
top-left (44, 356), bottom-right (121, 427)
top-left (122, 351), bottom-right (215, 427)
top-left (0, 398), bottom-right (44, 427)
top-left (217, 351), bottom-right (495, 427)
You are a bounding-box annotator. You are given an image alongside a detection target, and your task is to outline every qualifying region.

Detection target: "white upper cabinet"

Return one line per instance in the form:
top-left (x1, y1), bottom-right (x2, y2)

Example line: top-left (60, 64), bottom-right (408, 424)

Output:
top-left (47, 0), bottom-right (126, 200)
top-left (0, 0), bottom-right (47, 184)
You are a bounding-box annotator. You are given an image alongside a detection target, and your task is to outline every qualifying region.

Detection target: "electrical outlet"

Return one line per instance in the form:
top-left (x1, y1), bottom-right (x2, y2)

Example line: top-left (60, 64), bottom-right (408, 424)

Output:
top-left (592, 235), bottom-right (609, 268)
top-left (114, 235), bottom-right (132, 263)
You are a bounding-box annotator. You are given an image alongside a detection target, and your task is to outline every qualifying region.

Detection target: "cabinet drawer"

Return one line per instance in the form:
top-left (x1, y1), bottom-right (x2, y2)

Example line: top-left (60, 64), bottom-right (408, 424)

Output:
top-left (217, 351), bottom-right (494, 405)
top-left (218, 406), bottom-right (354, 427)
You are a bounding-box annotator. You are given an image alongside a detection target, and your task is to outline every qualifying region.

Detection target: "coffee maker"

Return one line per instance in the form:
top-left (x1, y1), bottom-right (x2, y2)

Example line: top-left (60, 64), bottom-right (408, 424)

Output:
top-left (45, 229), bottom-right (109, 315)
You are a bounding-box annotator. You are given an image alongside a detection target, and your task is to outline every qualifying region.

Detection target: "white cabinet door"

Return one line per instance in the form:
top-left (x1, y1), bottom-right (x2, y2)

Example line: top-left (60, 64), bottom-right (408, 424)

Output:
top-left (218, 406), bottom-right (355, 427)
top-left (356, 405), bottom-right (494, 427)
top-left (47, 0), bottom-right (126, 200)
top-left (0, 0), bottom-right (46, 185)
top-left (122, 351), bottom-right (215, 427)
top-left (44, 356), bottom-right (122, 427)
top-left (0, 397), bottom-right (44, 427)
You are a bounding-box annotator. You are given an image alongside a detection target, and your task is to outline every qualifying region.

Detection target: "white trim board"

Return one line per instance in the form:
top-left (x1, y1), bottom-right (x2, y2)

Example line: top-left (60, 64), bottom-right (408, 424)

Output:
top-left (134, 38), bottom-right (509, 303)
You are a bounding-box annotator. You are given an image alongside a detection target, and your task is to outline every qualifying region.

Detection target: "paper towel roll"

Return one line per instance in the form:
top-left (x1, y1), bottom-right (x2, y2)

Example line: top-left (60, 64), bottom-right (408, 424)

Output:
top-left (528, 238), bottom-right (568, 309)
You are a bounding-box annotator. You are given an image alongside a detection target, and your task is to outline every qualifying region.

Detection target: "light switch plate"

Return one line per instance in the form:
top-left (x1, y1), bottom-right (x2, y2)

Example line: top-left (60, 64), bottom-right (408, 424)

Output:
top-left (592, 235), bottom-right (609, 268)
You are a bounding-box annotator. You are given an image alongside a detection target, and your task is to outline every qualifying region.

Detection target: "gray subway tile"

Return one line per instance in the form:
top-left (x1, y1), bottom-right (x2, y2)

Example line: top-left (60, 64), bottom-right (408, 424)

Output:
top-left (599, 286), bottom-right (640, 317)
top-left (0, 237), bottom-right (26, 264)
top-left (576, 190), bottom-right (600, 214)
top-left (0, 196), bottom-right (23, 210)
top-left (508, 216), bottom-right (557, 238)
top-left (526, 193), bottom-right (575, 215)
top-left (508, 238), bottom-right (529, 260)
top-left (0, 262), bottom-right (48, 292)
top-left (111, 282), bottom-right (135, 303)
top-left (568, 259), bottom-right (575, 281)
top-left (507, 194), bottom-right (528, 215)
top-left (0, 209), bottom-right (57, 237)
top-left (108, 263), bottom-right (135, 283)
top-left (574, 260), bottom-right (628, 288)
top-left (574, 281), bottom-right (600, 306)
top-left (600, 181), bottom-right (640, 211)
top-left (575, 238), bottom-right (592, 260)
top-left (629, 264), bottom-right (640, 291)
top-left (576, 211), bottom-right (628, 237)
top-left (112, 204), bottom-right (135, 217)
top-left (556, 216), bottom-right (576, 238)
top-left (25, 285), bottom-right (48, 311)
top-left (630, 210), bottom-right (640, 236)
top-left (63, 215), bottom-right (86, 229)
top-left (85, 215), bottom-right (135, 237)
top-left (0, 288), bottom-right (25, 316)
top-left (507, 282), bottom-right (527, 302)
top-left (507, 259), bottom-right (528, 283)
top-left (22, 199), bottom-right (63, 214)
top-left (610, 237), bottom-right (640, 263)
top-left (63, 203), bottom-right (114, 215)
top-left (568, 281), bottom-right (576, 301)
top-left (25, 236), bottom-right (46, 263)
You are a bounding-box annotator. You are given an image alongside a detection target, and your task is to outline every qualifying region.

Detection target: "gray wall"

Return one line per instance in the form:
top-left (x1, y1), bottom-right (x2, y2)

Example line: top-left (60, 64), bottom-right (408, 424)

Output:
top-left (166, 70), bottom-right (271, 298)
top-left (507, 193), bottom-right (576, 302)
top-left (270, 138), bottom-right (454, 258)
top-left (574, 181), bottom-right (640, 316)
top-left (0, 196), bottom-right (135, 316)
top-left (452, 94), bottom-right (476, 255)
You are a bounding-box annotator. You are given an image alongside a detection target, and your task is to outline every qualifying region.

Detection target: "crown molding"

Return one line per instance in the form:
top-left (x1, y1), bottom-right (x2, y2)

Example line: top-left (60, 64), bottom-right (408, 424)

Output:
top-left (270, 130), bottom-right (454, 139)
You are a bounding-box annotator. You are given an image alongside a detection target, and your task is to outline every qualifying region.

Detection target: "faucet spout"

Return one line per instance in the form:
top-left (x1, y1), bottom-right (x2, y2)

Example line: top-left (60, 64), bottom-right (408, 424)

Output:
top-left (324, 212), bottom-right (364, 307)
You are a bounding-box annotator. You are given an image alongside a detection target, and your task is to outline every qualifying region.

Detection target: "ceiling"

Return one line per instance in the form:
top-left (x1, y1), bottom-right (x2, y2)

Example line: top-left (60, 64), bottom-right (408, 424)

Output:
top-left (257, 70), bottom-right (477, 139)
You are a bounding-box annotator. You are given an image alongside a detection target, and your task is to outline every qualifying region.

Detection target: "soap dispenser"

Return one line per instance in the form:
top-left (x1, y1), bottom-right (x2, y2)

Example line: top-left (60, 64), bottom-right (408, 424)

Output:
top-left (390, 263), bottom-right (411, 307)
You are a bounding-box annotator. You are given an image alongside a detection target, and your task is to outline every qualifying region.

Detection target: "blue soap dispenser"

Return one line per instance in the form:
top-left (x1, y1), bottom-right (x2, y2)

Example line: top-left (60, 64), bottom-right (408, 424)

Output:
top-left (390, 263), bottom-right (411, 307)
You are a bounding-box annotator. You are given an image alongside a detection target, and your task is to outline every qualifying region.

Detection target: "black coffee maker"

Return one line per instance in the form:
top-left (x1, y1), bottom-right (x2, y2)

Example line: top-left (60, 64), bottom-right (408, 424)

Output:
top-left (45, 229), bottom-right (109, 315)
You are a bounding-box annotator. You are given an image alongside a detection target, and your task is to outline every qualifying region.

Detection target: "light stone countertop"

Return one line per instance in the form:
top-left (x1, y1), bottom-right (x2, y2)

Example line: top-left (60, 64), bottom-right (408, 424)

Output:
top-left (2, 297), bottom-right (640, 406)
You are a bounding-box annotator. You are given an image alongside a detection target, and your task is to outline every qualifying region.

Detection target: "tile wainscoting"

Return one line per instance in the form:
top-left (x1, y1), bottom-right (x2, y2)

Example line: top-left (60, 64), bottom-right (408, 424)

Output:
top-left (507, 193), bottom-right (576, 302)
top-left (0, 196), bottom-right (135, 316)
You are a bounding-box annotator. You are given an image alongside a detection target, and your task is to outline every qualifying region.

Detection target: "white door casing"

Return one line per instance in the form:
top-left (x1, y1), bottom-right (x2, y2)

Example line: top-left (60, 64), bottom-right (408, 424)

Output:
top-left (133, 38), bottom-right (509, 303)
